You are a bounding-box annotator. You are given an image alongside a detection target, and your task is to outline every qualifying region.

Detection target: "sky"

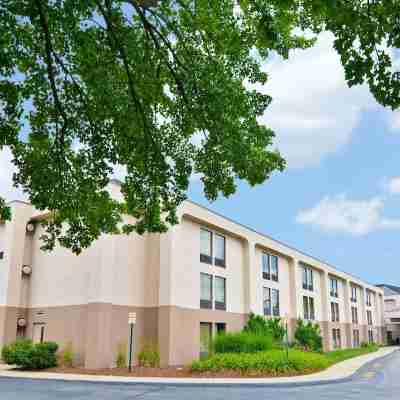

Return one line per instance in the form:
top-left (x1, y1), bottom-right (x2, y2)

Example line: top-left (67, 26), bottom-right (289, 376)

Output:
top-left (1, 33), bottom-right (399, 286)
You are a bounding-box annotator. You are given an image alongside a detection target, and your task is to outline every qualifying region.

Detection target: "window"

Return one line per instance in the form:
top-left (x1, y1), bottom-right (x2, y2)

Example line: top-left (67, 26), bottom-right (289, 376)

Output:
top-left (272, 289), bottom-right (280, 317)
top-left (33, 323), bottom-right (46, 344)
top-left (367, 310), bottom-right (373, 325)
top-left (331, 302), bottom-right (339, 322)
top-left (330, 278), bottom-right (338, 298)
top-left (303, 296), bottom-right (315, 320)
top-left (332, 329), bottom-right (341, 349)
top-left (200, 273), bottom-right (213, 309)
top-left (353, 330), bottom-right (360, 348)
top-left (368, 329), bottom-right (374, 344)
top-left (262, 253), bottom-right (279, 282)
top-left (302, 265), bottom-right (314, 291)
top-left (215, 276), bottom-right (226, 310)
top-left (200, 322), bottom-right (212, 359)
top-left (351, 307), bottom-right (358, 324)
top-left (366, 290), bottom-right (372, 307)
top-left (200, 229), bottom-right (212, 264)
top-left (351, 285), bottom-right (357, 303)
top-left (263, 287), bottom-right (272, 316)
top-left (216, 323), bottom-right (226, 335)
top-left (214, 234), bottom-right (226, 267)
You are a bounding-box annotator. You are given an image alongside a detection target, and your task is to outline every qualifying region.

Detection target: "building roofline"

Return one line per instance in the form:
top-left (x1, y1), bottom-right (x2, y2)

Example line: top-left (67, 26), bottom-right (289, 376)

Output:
top-left (185, 199), bottom-right (380, 289)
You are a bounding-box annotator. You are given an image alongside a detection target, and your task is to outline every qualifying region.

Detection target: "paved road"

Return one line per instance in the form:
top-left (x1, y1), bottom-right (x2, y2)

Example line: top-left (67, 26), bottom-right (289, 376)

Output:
top-left (0, 351), bottom-right (399, 400)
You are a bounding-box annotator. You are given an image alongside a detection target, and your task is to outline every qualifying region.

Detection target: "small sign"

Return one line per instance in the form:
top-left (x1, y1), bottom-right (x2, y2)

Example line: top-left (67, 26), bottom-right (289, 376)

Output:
top-left (128, 312), bottom-right (136, 325)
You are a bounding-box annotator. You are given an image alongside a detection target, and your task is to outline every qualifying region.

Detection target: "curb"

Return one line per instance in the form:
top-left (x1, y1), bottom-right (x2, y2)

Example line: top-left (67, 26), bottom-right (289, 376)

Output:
top-left (0, 348), bottom-right (398, 388)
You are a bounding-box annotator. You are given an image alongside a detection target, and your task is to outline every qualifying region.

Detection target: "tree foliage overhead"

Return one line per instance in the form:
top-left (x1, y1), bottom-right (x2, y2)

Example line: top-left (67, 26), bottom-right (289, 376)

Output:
top-left (1, 0), bottom-right (399, 253)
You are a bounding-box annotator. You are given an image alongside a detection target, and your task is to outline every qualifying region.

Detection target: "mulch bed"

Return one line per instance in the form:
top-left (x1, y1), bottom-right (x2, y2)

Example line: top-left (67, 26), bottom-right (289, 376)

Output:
top-left (42, 366), bottom-right (321, 379)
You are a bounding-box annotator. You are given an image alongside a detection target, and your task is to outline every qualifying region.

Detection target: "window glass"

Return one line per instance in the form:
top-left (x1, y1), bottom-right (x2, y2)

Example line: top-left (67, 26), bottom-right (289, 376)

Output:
top-left (303, 296), bottom-right (309, 320)
top-left (200, 273), bottom-right (212, 301)
top-left (263, 287), bottom-right (271, 316)
top-left (262, 253), bottom-right (270, 278)
top-left (200, 323), bottom-right (212, 359)
top-left (215, 276), bottom-right (226, 304)
top-left (200, 229), bottom-right (212, 256)
top-left (215, 234), bottom-right (225, 260)
top-left (270, 255), bottom-right (278, 281)
top-left (272, 289), bottom-right (280, 316)
top-left (309, 297), bottom-right (315, 320)
top-left (302, 267), bottom-right (308, 289)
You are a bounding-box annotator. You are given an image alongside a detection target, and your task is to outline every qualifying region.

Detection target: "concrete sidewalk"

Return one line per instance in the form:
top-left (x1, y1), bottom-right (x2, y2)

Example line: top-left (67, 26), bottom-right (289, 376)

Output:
top-left (0, 347), bottom-right (398, 387)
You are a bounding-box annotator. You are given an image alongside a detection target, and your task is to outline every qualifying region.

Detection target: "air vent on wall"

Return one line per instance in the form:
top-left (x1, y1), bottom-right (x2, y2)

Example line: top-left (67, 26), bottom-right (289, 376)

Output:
top-left (26, 222), bottom-right (36, 233)
top-left (22, 265), bottom-right (32, 276)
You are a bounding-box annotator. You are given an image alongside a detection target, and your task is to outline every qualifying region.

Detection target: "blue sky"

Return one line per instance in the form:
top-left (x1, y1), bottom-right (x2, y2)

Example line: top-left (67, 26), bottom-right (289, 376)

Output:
top-left (1, 33), bottom-right (399, 286)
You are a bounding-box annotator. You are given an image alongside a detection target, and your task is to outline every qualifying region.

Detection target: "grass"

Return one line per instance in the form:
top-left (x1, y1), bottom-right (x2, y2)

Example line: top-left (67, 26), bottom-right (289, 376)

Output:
top-left (325, 344), bottom-right (379, 365)
top-left (190, 344), bottom-right (379, 376)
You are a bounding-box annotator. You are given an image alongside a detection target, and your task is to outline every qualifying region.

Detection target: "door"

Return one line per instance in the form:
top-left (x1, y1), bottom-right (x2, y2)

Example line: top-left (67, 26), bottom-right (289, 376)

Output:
top-left (32, 323), bottom-right (46, 344)
top-left (199, 322), bottom-right (212, 359)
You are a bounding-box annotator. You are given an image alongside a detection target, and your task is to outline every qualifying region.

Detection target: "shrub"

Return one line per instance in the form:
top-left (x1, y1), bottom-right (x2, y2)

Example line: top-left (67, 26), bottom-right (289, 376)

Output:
top-left (212, 332), bottom-right (273, 354)
top-left (244, 313), bottom-right (285, 343)
top-left (191, 349), bottom-right (329, 374)
top-left (294, 319), bottom-right (323, 352)
top-left (2, 340), bottom-right (58, 370)
top-left (137, 342), bottom-right (160, 367)
top-left (361, 341), bottom-right (370, 348)
top-left (116, 341), bottom-right (127, 368)
top-left (61, 342), bottom-right (74, 368)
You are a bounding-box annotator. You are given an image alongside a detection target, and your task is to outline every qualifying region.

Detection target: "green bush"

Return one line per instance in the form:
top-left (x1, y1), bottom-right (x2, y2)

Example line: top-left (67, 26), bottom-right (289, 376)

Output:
top-left (191, 349), bottom-right (329, 374)
top-left (244, 313), bottom-right (285, 343)
top-left (137, 342), bottom-right (160, 368)
top-left (61, 342), bottom-right (74, 368)
top-left (360, 341), bottom-right (370, 348)
top-left (212, 332), bottom-right (273, 354)
top-left (116, 341), bottom-right (127, 368)
top-left (2, 340), bottom-right (58, 370)
top-left (294, 319), bottom-right (323, 352)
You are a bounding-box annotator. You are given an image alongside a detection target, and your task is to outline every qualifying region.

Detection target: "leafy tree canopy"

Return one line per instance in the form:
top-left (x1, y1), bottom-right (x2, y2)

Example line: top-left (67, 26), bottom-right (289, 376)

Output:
top-left (1, 0), bottom-right (399, 253)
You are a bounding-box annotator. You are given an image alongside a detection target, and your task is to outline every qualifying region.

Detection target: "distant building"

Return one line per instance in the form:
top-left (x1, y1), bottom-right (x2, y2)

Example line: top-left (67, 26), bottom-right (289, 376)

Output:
top-left (376, 284), bottom-right (400, 344)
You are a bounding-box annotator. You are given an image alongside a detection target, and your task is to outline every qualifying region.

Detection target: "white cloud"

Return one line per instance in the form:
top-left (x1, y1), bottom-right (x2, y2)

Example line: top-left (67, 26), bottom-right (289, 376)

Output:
top-left (296, 194), bottom-right (400, 235)
top-left (259, 32), bottom-right (391, 168)
top-left (384, 177), bottom-right (400, 194)
top-left (0, 147), bottom-right (24, 202)
top-left (389, 112), bottom-right (400, 131)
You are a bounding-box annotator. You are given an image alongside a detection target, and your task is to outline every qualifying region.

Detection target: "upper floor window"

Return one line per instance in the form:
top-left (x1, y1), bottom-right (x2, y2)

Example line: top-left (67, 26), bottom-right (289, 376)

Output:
top-left (367, 310), bottom-right (373, 325)
top-left (331, 302), bottom-right (340, 322)
top-left (366, 290), bottom-right (372, 307)
top-left (351, 306), bottom-right (358, 324)
top-left (200, 228), bottom-right (226, 268)
top-left (214, 234), bottom-right (226, 267)
top-left (262, 252), bottom-right (279, 282)
top-left (200, 273), bottom-right (213, 309)
top-left (215, 276), bottom-right (226, 311)
top-left (200, 229), bottom-right (213, 264)
top-left (351, 285), bottom-right (357, 303)
top-left (302, 265), bottom-right (314, 291)
top-left (330, 278), bottom-right (338, 298)
top-left (303, 296), bottom-right (315, 320)
top-left (263, 287), bottom-right (280, 317)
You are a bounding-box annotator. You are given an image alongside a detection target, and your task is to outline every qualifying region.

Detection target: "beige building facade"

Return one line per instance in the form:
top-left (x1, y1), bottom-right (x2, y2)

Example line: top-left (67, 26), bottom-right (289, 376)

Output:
top-left (376, 284), bottom-right (400, 345)
top-left (0, 181), bottom-right (385, 368)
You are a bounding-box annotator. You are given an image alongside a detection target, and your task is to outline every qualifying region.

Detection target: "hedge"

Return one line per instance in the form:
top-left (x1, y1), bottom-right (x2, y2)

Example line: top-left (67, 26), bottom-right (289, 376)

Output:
top-left (191, 349), bottom-right (330, 374)
top-left (1, 340), bottom-right (58, 370)
top-left (325, 344), bottom-right (378, 365)
top-left (212, 332), bottom-right (273, 354)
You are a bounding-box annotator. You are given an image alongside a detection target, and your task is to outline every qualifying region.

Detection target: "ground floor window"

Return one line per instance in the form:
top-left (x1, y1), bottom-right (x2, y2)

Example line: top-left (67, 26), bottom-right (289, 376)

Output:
top-left (353, 329), bottom-right (360, 347)
top-left (216, 322), bottom-right (226, 335)
top-left (332, 328), bottom-right (341, 349)
top-left (200, 322), bottom-right (212, 359)
top-left (303, 296), bottom-right (315, 320)
top-left (368, 329), bottom-right (374, 344)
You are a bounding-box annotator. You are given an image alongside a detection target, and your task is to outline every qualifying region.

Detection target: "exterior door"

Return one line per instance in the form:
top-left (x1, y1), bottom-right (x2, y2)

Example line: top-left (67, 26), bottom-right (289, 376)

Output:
top-left (199, 322), bottom-right (212, 359)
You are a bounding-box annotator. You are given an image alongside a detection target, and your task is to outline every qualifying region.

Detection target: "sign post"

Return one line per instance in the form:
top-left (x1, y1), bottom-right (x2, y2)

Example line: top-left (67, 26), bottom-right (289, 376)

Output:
top-left (128, 312), bottom-right (136, 372)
